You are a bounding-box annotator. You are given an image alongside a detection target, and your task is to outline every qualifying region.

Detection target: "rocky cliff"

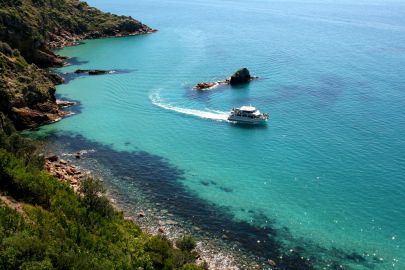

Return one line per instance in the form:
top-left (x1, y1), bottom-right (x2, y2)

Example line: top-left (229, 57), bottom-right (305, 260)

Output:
top-left (0, 0), bottom-right (154, 130)
top-left (0, 42), bottom-right (64, 129)
top-left (0, 0), bottom-right (154, 67)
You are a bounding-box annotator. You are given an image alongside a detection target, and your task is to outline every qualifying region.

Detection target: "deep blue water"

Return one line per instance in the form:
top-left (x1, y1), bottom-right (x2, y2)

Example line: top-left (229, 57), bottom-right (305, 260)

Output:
top-left (34, 0), bottom-right (405, 269)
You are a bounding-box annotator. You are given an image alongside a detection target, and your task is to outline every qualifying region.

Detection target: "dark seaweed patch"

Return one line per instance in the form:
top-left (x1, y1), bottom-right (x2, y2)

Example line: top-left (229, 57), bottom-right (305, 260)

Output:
top-left (43, 133), bottom-right (375, 270)
top-left (346, 252), bottom-right (366, 263)
top-left (219, 186), bottom-right (233, 193)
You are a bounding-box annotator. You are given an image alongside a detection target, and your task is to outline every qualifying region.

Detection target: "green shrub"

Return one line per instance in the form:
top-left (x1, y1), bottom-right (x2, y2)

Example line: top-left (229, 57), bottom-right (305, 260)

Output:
top-left (79, 178), bottom-right (114, 219)
top-left (145, 235), bottom-right (174, 268)
top-left (176, 235), bottom-right (196, 252)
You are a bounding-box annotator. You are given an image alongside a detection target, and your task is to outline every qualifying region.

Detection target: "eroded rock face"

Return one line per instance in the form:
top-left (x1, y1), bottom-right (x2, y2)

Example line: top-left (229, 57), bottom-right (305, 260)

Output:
top-left (229, 68), bottom-right (252, 85)
top-left (46, 73), bottom-right (65, 85)
top-left (0, 52), bottom-right (62, 129)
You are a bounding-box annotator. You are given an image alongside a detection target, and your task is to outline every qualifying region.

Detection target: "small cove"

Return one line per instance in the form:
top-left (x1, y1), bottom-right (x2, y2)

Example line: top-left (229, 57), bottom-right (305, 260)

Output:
top-left (32, 0), bottom-right (405, 269)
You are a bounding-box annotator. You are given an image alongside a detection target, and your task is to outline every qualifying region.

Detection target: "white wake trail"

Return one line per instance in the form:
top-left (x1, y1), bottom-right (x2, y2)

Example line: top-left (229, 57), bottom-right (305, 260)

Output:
top-left (150, 92), bottom-right (229, 122)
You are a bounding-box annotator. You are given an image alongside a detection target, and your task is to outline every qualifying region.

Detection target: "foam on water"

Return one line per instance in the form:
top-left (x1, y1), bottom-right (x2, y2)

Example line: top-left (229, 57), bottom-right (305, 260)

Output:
top-left (150, 90), bottom-right (230, 122)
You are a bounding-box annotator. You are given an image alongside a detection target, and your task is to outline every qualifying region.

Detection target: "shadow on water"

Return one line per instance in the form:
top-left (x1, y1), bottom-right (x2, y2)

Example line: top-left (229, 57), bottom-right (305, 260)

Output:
top-left (229, 122), bottom-right (269, 130)
top-left (253, 75), bottom-right (346, 108)
top-left (65, 56), bottom-right (89, 66)
top-left (58, 69), bottom-right (135, 84)
top-left (40, 132), bottom-right (379, 270)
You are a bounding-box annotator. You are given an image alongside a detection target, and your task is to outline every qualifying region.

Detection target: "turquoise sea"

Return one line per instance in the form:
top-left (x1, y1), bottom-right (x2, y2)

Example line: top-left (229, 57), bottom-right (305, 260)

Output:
top-left (33, 0), bottom-right (405, 269)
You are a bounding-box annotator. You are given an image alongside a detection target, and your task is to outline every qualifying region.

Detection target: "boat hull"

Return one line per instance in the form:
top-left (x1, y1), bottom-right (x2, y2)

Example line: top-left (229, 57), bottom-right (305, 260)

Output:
top-left (228, 115), bottom-right (268, 124)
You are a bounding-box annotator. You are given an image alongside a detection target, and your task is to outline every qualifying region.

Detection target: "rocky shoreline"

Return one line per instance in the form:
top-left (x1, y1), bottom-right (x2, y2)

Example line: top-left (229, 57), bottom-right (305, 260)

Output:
top-left (48, 27), bottom-right (157, 51)
top-left (32, 28), bottom-right (157, 127)
top-left (45, 155), bottom-right (89, 193)
top-left (43, 149), bottom-right (245, 270)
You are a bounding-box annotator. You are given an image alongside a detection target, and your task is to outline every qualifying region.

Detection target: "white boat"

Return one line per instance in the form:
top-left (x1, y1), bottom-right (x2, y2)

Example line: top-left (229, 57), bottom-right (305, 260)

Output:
top-left (228, 106), bottom-right (269, 124)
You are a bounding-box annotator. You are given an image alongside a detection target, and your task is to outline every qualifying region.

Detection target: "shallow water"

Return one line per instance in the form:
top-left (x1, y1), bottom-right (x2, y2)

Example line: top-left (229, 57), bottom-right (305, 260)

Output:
top-left (33, 0), bottom-right (405, 269)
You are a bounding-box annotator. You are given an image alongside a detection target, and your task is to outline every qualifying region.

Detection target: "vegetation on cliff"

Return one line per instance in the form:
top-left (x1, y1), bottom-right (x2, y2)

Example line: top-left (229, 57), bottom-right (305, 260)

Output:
top-left (0, 0), bottom-right (154, 67)
top-left (0, 1), bottom-right (205, 269)
top-left (0, 120), bottom-right (205, 269)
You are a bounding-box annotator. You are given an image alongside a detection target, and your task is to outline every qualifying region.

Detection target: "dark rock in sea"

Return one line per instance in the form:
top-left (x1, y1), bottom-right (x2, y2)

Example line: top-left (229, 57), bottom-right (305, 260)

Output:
top-left (89, 70), bottom-right (110, 75)
top-left (194, 82), bottom-right (217, 90)
top-left (193, 80), bottom-right (231, 91)
top-left (74, 69), bottom-right (111, 75)
top-left (74, 69), bottom-right (89, 74)
top-left (230, 68), bottom-right (252, 85)
top-left (193, 68), bottom-right (257, 90)
top-left (75, 152), bottom-right (81, 159)
top-left (138, 211), bottom-right (145, 217)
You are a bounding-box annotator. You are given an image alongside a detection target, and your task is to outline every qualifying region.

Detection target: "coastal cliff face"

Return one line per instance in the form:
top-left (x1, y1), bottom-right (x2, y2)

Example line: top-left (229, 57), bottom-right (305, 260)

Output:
top-left (0, 45), bottom-right (61, 129)
top-left (0, 0), bottom-right (154, 130)
top-left (0, 0), bottom-right (154, 67)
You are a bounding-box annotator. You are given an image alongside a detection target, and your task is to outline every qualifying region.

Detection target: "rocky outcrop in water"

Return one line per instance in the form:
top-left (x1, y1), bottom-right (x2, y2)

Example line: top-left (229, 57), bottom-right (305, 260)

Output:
top-left (0, 0), bottom-right (155, 130)
top-left (194, 80), bottom-right (229, 90)
top-left (229, 68), bottom-right (254, 85)
top-left (193, 68), bottom-right (257, 90)
top-left (74, 69), bottom-right (112, 75)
